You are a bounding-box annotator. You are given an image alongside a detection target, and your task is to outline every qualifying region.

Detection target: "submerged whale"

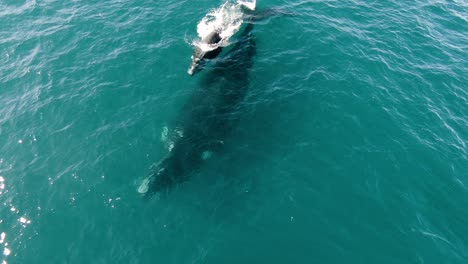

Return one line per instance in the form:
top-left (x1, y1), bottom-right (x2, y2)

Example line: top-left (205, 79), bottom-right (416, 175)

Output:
top-left (187, 0), bottom-right (256, 76)
top-left (139, 23), bottom-right (256, 196)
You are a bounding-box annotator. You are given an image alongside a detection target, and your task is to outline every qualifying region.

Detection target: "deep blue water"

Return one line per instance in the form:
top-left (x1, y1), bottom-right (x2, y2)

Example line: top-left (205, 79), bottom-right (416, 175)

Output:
top-left (0, 0), bottom-right (467, 263)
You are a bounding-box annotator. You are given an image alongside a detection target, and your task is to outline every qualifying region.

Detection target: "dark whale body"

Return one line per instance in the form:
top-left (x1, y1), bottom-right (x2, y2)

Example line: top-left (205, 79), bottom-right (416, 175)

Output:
top-left (139, 23), bottom-right (256, 196)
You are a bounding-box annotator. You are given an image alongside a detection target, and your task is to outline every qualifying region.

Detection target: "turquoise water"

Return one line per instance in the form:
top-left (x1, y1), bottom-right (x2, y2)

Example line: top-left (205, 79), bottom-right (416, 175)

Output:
top-left (1, 0), bottom-right (467, 263)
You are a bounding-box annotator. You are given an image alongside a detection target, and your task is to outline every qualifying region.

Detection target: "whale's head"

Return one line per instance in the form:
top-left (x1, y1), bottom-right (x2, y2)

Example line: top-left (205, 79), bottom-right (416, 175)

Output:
top-left (188, 32), bottom-right (223, 76)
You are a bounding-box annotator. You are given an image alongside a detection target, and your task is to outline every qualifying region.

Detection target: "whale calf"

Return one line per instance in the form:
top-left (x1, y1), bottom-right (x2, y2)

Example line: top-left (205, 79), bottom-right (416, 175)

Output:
top-left (139, 23), bottom-right (256, 196)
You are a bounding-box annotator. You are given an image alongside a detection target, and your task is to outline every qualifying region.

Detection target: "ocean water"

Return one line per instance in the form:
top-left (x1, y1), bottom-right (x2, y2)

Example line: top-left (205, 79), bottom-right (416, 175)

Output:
top-left (0, 0), bottom-right (467, 263)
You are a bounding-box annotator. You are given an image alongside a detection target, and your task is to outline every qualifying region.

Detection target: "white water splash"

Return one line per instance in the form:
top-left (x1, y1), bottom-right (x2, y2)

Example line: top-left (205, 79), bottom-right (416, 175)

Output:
top-left (194, 0), bottom-right (256, 51)
top-left (238, 0), bottom-right (256, 11)
top-left (0, 176), bottom-right (4, 195)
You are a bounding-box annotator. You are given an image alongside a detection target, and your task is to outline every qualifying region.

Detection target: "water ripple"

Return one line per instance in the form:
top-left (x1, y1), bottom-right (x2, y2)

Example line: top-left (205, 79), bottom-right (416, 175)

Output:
top-left (0, 0), bottom-right (467, 263)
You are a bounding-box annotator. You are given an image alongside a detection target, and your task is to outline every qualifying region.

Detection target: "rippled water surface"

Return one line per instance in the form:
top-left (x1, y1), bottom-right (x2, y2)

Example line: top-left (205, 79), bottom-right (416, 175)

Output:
top-left (1, 0), bottom-right (467, 263)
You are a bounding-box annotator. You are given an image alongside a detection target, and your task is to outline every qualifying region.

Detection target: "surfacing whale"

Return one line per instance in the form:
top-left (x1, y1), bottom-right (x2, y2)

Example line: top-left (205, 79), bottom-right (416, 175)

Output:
top-left (139, 23), bottom-right (256, 196)
top-left (187, 0), bottom-right (256, 76)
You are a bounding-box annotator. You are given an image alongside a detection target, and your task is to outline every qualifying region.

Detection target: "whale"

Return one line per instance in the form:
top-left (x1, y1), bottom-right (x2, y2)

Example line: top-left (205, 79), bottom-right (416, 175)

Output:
top-left (138, 23), bottom-right (256, 196)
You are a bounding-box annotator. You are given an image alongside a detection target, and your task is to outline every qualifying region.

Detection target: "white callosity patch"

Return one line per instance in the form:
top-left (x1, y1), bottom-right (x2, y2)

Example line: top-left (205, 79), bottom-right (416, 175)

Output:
top-left (160, 126), bottom-right (174, 152)
top-left (161, 126), bottom-right (183, 152)
top-left (194, 0), bottom-right (256, 52)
